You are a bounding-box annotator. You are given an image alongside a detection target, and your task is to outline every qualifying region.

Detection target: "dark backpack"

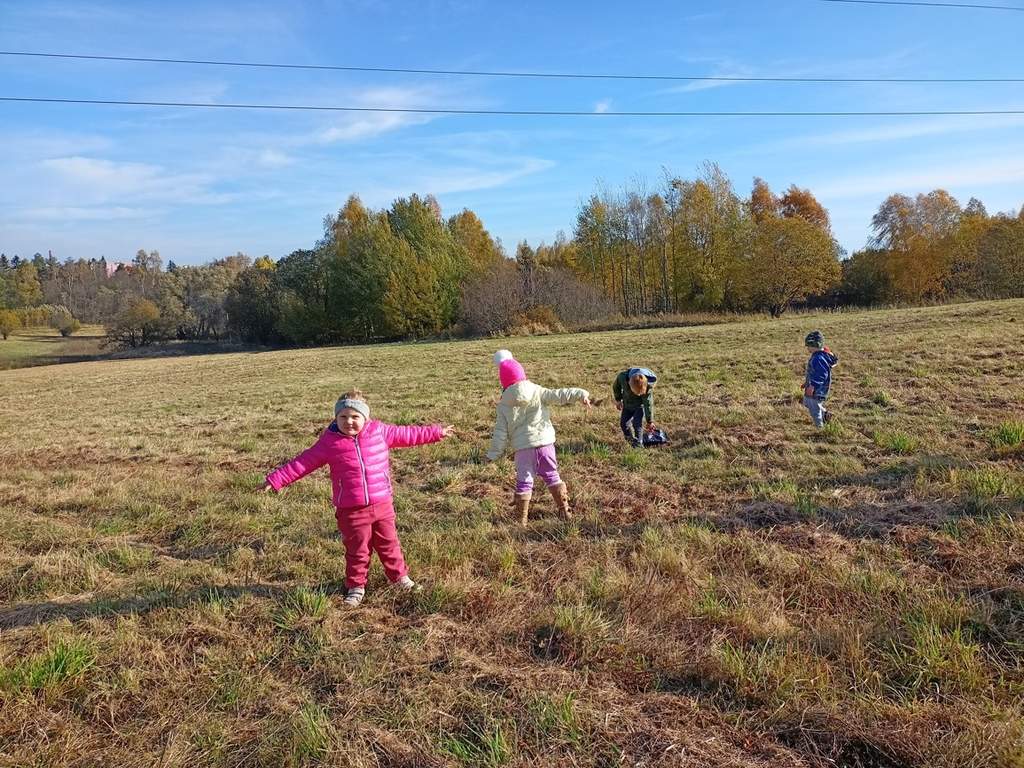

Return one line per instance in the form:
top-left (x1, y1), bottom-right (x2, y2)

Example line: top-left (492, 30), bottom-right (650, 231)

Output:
top-left (642, 427), bottom-right (670, 447)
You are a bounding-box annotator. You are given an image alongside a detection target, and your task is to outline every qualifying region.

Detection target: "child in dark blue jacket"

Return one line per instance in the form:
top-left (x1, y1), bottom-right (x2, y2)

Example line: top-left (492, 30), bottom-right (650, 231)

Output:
top-left (802, 330), bottom-right (838, 428)
top-left (613, 367), bottom-right (657, 447)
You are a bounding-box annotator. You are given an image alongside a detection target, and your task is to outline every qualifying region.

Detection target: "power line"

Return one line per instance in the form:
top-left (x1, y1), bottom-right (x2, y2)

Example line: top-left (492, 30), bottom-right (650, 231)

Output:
top-left (3, 96), bottom-right (1023, 117)
top-left (1, 50), bottom-right (1022, 84)
top-left (819, 0), bottom-right (1024, 10)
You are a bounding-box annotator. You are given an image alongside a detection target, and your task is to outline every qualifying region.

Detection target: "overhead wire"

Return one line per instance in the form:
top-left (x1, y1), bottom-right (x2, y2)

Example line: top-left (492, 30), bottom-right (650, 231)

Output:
top-left (2, 96), bottom-right (1022, 117)
top-left (0, 50), bottom-right (1021, 83)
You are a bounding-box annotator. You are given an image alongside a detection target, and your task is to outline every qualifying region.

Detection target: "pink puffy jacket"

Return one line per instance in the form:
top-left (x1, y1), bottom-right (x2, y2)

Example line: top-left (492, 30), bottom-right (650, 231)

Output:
top-left (266, 420), bottom-right (445, 509)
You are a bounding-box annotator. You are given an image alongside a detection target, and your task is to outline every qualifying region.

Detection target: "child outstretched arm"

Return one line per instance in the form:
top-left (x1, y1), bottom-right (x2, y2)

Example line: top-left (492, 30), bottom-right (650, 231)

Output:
top-left (540, 385), bottom-right (592, 407)
top-left (382, 422), bottom-right (454, 448)
top-left (264, 438), bottom-right (331, 492)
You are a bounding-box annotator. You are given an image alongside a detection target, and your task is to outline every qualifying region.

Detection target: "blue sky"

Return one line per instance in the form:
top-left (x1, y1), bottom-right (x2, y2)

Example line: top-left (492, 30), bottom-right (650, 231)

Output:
top-left (2, 0), bottom-right (1023, 265)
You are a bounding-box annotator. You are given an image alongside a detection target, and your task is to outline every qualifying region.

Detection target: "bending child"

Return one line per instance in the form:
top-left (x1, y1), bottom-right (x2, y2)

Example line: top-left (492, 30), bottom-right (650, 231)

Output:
top-left (263, 390), bottom-right (454, 607)
top-left (487, 350), bottom-right (591, 525)
top-left (613, 367), bottom-right (658, 447)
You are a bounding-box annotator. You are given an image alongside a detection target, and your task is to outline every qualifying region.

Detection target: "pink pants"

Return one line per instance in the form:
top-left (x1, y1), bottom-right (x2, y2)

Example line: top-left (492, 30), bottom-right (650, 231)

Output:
top-left (514, 444), bottom-right (561, 494)
top-left (335, 499), bottom-right (408, 589)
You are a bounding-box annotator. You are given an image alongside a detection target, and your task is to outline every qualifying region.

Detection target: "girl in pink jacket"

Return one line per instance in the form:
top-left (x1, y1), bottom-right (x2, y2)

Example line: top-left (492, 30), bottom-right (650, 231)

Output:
top-left (263, 390), bottom-right (454, 607)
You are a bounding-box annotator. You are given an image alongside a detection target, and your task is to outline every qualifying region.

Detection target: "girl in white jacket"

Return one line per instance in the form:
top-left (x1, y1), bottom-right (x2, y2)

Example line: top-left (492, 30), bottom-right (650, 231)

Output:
top-left (487, 350), bottom-right (591, 525)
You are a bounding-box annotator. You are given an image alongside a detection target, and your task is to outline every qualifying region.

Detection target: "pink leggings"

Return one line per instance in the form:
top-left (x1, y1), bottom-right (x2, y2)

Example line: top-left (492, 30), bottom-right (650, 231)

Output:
top-left (335, 499), bottom-right (408, 589)
top-left (514, 444), bottom-right (561, 494)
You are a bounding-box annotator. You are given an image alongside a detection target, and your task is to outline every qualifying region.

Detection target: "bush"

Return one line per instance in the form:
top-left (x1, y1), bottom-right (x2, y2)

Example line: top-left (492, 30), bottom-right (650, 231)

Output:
top-left (0, 309), bottom-right (18, 340)
top-left (58, 319), bottom-right (82, 337)
top-left (48, 306), bottom-right (81, 337)
top-left (511, 304), bottom-right (565, 335)
top-left (459, 263), bottom-right (614, 337)
top-left (460, 261), bottom-right (526, 336)
top-left (106, 299), bottom-right (165, 348)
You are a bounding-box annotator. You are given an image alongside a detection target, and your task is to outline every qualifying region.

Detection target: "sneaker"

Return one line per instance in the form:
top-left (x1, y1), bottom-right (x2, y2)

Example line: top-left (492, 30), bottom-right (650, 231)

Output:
top-left (396, 575), bottom-right (423, 593)
top-left (626, 437), bottom-right (641, 448)
top-left (823, 411), bottom-right (833, 424)
top-left (343, 587), bottom-right (365, 607)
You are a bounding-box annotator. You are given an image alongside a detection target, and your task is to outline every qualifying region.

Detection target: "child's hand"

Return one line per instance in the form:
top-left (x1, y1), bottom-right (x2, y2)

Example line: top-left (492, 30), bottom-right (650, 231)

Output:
top-left (615, 400), bottom-right (623, 411)
top-left (582, 396), bottom-right (593, 410)
top-left (261, 482), bottom-right (275, 494)
top-left (804, 385), bottom-right (815, 398)
top-left (645, 422), bottom-right (656, 433)
top-left (441, 425), bottom-right (456, 438)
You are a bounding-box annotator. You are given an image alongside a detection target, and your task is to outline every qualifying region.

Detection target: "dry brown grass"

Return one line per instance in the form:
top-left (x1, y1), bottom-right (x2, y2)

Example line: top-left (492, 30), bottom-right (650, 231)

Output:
top-left (1, 300), bottom-right (1022, 767)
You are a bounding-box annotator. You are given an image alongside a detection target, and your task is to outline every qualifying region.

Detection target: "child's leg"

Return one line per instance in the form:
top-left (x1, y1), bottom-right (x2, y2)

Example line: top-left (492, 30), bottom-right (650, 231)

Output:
top-left (537, 445), bottom-right (571, 519)
top-left (536, 444), bottom-right (562, 489)
top-left (368, 500), bottom-right (409, 583)
top-left (620, 407), bottom-right (640, 442)
top-left (336, 506), bottom-right (374, 589)
top-left (512, 448), bottom-right (537, 525)
top-left (803, 396), bottom-right (825, 428)
top-left (631, 409), bottom-right (644, 437)
top-left (514, 448), bottom-right (538, 495)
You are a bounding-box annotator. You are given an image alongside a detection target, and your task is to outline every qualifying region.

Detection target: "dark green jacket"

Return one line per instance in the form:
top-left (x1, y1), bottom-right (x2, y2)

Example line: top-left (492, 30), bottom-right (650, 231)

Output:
top-left (613, 369), bottom-right (655, 423)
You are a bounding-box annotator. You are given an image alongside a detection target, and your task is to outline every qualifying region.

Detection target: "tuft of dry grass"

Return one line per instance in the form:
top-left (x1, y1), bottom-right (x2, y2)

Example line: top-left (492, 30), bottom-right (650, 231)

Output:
top-left (1, 299), bottom-right (1022, 766)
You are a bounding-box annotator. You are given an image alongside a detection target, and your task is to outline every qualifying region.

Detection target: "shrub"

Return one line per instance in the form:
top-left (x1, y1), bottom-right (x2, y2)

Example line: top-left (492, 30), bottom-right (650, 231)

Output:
top-left (0, 309), bottom-right (17, 340)
top-left (48, 306), bottom-right (81, 337)
top-left (105, 299), bottom-right (165, 348)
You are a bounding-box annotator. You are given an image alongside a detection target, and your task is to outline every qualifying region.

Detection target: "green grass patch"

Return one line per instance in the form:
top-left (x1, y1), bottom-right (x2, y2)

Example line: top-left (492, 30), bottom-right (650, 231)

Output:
top-left (0, 639), bottom-right (96, 693)
top-left (990, 420), bottom-right (1024, 448)
top-left (873, 429), bottom-right (918, 454)
top-left (619, 448), bottom-right (647, 470)
top-left (272, 586), bottom-right (330, 631)
top-left (440, 718), bottom-right (513, 767)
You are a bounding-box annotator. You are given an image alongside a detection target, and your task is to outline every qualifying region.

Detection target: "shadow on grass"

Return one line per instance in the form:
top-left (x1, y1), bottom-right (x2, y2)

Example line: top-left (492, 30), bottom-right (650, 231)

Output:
top-left (1, 339), bottom-right (280, 371)
top-left (0, 580), bottom-right (347, 630)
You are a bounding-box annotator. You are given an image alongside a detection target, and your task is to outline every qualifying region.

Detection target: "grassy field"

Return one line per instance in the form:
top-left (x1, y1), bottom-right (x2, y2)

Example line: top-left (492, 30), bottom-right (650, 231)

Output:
top-left (1, 300), bottom-right (1022, 767)
top-left (0, 325), bottom-right (107, 370)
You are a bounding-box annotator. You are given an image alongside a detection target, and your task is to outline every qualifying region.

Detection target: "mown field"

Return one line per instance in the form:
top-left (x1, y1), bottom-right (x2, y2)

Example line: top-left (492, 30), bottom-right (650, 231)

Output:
top-left (0, 325), bottom-right (107, 370)
top-left (1, 300), bottom-right (1022, 768)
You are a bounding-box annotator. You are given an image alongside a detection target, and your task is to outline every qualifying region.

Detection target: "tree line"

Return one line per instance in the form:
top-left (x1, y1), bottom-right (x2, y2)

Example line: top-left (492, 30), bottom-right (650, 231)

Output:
top-left (2, 166), bottom-right (1022, 347)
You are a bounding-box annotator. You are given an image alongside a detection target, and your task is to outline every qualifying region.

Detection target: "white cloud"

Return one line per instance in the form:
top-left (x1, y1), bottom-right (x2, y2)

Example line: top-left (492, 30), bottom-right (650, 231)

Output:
top-left (815, 155), bottom-right (1024, 200)
top-left (594, 100), bottom-right (612, 114)
top-left (352, 155), bottom-right (555, 207)
top-left (310, 86), bottom-right (448, 144)
top-left (21, 206), bottom-right (153, 221)
top-left (777, 115), bottom-right (1024, 149)
top-left (316, 112), bottom-right (434, 143)
top-left (39, 156), bottom-right (222, 205)
top-left (257, 149), bottom-right (294, 168)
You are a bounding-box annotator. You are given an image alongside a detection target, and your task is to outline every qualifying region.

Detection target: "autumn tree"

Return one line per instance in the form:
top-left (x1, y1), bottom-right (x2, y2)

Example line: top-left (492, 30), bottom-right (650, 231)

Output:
top-left (750, 177), bottom-right (779, 224)
top-left (871, 190), bottom-right (961, 301)
top-left (448, 209), bottom-right (503, 275)
top-left (107, 299), bottom-right (163, 347)
top-left (387, 194), bottom-right (463, 327)
top-left (975, 216), bottom-right (1024, 298)
top-left (839, 248), bottom-right (891, 305)
top-left (8, 262), bottom-right (43, 307)
top-left (779, 185), bottom-right (831, 233)
top-left (0, 309), bottom-right (18, 339)
top-left (750, 215), bottom-right (841, 316)
top-left (225, 266), bottom-right (280, 344)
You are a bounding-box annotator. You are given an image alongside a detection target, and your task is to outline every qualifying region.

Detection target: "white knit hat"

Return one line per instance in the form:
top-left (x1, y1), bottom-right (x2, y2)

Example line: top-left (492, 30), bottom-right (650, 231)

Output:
top-left (493, 349), bottom-right (513, 366)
